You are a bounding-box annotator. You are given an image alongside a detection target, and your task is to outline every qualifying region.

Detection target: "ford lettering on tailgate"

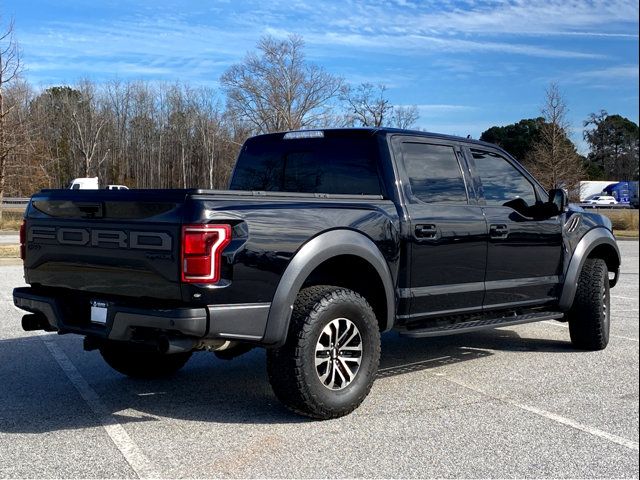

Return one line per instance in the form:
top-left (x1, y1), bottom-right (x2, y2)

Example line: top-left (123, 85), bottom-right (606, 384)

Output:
top-left (28, 227), bottom-right (172, 251)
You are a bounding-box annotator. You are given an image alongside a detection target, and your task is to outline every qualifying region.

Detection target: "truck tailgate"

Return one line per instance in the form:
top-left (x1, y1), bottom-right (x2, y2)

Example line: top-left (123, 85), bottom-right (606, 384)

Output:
top-left (23, 189), bottom-right (189, 300)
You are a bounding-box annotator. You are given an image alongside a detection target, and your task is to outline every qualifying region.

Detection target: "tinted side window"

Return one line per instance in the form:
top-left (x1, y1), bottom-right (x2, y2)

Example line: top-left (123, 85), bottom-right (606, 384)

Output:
top-left (471, 150), bottom-right (537, 206)
top-left (402, 143), bottom-right (468, 204)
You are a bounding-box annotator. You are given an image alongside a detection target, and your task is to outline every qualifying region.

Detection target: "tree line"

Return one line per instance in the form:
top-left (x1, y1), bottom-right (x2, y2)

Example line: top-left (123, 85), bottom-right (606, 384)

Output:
top-left (0, 31), bottom-right (418, 203)
top-left (480, 89), bottom-right (639, 193)
top-left (0, 22), bottom-right (638, 208)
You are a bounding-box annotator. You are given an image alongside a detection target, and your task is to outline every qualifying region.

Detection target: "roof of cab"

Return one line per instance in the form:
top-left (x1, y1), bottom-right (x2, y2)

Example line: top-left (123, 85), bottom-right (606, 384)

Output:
top-left (248, 127), bottom-right (500, 150)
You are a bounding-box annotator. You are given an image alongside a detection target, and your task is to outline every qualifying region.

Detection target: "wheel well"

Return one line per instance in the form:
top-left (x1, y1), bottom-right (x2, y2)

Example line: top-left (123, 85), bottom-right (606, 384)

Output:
top-left (302, 255), bottom-right (387, 331)
top-left (588, 244), bottom-right (620, 273)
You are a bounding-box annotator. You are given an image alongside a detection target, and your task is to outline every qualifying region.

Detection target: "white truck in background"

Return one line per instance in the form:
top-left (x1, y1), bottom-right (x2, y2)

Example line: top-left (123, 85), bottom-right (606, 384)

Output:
top-left (69, 178), bottom-right (128, 190)
top-left (579, 181), bottom-right (616, 201)
top-left (69, 177), bottom-right (99, 190)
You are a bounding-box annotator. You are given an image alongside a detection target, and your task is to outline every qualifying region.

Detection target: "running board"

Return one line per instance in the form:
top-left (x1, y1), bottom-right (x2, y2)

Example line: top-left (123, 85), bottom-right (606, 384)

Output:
top-left (399, 311), bottom-right (564, 338)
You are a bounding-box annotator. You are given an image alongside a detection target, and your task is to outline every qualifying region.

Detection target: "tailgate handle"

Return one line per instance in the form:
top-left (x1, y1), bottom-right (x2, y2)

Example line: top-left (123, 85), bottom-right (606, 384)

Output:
top-left (77, 202), bottom-right (104, 218)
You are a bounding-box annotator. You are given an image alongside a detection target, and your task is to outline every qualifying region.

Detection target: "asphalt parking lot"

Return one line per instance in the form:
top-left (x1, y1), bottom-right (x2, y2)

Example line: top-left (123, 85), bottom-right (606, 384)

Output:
top-left (0, 242), bottom-right (638, 479)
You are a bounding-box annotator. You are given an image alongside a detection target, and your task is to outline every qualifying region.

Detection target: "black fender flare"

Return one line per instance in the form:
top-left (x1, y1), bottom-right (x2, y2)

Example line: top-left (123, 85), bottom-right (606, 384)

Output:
top-left (262, 229), bottom-right (395, 346)
top-left (558, 227), bottom-right (620, 311)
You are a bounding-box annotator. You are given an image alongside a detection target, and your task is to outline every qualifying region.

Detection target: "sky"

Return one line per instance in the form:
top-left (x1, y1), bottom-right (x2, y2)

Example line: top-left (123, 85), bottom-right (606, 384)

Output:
top-left (3, 0), bottom-right (639, 152)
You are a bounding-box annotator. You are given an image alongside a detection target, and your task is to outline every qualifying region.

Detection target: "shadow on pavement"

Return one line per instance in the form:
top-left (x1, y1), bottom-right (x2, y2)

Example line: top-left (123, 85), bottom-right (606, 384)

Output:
top-left (0, 326), bottom-right (573, 433)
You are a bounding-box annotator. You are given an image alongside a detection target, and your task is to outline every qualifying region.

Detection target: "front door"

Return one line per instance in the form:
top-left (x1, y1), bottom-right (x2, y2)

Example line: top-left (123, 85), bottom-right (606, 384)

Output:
top-left (394, 138), bottom-right (488, 322)
top-left (465, 147), bottom-right (563, 309)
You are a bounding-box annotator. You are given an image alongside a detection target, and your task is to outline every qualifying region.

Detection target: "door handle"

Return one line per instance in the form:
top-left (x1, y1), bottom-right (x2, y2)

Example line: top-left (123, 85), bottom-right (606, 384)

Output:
top-left (415, 224), bottom-right (438, 239)
top-left (489, 224), bottom-right (509, 239)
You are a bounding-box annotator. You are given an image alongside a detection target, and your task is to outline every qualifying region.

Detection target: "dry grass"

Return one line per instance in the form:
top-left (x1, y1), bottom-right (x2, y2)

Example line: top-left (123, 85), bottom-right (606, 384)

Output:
top-left (0, 245), bottom-right (19, 258)
top-left (596, 209), bottom-right (639, 235)
top-left (1, 209), bottom-right (24, 231)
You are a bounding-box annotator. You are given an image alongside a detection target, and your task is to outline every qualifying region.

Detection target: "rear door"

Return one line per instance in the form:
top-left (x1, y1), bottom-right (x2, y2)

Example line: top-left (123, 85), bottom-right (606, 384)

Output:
top-left (392, 137), bottom-right (488, 322)
top-left (465, 147), bottom-right (563, 309)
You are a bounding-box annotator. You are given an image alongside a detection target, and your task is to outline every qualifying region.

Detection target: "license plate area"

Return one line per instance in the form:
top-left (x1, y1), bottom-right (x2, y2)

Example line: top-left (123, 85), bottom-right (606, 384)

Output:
top-left (90, 300), bottom-right (109, 325)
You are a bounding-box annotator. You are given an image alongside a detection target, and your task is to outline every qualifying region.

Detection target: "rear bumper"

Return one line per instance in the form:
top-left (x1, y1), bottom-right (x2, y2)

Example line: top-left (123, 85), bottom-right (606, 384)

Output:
top-left (13, 287), bottom-right (270, 343)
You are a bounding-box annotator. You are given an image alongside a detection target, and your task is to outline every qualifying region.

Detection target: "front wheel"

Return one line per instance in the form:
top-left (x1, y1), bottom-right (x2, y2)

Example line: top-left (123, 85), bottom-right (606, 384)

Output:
top-left (267, 286), bottom-right (381, 419)
top-left (100, 342), bottom-right (192, 378)
top-left (568, 258), bottom-right (610, 350)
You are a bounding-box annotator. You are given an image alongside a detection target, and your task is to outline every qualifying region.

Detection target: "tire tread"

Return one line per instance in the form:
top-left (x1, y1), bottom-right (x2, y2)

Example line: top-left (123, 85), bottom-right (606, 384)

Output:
top-left (568, 258), bottom-right (609, 350)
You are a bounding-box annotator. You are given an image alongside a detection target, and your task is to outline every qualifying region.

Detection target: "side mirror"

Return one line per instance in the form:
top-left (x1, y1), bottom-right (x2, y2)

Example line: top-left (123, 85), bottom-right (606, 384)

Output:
top-left (549, 189), bottom-right (568, 214)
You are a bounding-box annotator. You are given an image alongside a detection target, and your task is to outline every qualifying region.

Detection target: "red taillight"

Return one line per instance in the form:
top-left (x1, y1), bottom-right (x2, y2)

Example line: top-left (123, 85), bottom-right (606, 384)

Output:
top-left (19, 220), bottom-right (26, 260)
top-left (181, 224), bottom-right (231, 283)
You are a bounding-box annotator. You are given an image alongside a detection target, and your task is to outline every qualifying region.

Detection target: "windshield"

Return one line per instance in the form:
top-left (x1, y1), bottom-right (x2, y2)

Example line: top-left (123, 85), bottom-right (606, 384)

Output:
top-left (229, 131), bottom-right (383, 196)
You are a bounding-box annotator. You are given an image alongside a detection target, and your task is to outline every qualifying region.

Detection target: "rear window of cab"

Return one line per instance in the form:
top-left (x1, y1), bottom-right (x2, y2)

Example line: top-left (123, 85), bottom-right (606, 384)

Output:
top-left (229, 131), bottom-right (383, 196)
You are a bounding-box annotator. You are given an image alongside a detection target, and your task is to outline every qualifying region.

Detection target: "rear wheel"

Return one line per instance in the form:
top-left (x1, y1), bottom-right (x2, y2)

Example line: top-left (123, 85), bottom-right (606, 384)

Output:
top-left (267, 286), bottom-right (381, 419)
top-left (100, 342), bottom-right (192, 378)
top-left (568, 258), bottom-right (610, 350)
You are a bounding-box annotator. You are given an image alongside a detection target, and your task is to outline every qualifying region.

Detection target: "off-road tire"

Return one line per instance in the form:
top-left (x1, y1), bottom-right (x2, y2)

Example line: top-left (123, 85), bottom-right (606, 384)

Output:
top-left (100, 342), bottom-right (192, 378)
top-left (267, 286), bottom-right (381, 419)
top-left (568, 258), bottom-right (610, 350)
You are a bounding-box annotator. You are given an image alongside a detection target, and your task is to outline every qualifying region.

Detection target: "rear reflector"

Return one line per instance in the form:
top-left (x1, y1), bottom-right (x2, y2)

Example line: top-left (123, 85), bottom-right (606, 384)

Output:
top-left (19, 219), bottom-right (26, 260)
top-left (181, 224), bottom-right (231, 283)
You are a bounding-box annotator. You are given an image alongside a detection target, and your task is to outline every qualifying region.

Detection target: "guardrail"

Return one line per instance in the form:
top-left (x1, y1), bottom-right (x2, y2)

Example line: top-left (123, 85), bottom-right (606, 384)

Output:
top-left (2, 197), bottom-right (29, 208)
top-left (578, 203), bottom-right (634, 210)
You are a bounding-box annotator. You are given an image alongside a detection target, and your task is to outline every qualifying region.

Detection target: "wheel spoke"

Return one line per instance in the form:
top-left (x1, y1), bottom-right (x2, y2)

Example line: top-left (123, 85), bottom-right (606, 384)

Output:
top-left (339, 327), bottom-right (360, 349)
top-left (339, 354), bottom-right (361, 364)
top-left (318, 358), bottom-right (332, 384)
top-left (337, 358), bottom-right (355, 383)
top-left (339, 345), bottom-right (362, 351)
top-left (334, 361), bottom-right (348, 387)
top-left (315, 355), bottom-right (330, 368)
top-left (328, 361), bottom-right (338, 387)
top-left (336, 321), bottom-right (352, 346)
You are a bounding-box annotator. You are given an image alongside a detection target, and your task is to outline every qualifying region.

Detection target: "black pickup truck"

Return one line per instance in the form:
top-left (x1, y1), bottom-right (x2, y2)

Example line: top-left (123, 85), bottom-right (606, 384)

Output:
top-left (14, 128), bottom-right (621, 419)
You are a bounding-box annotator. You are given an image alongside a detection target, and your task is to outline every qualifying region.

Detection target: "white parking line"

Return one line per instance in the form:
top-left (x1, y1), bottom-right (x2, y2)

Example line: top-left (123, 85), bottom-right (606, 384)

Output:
top-left (542, 321), bottom-right (639, 342)
top-left (445, 377), bottom-right (639, 452)
top-left (40, 335), bottom-right (160, 479)
top-left (378, 356), bottom-right (451, 373)
top-left (612, 295), bottom-right (638, 301)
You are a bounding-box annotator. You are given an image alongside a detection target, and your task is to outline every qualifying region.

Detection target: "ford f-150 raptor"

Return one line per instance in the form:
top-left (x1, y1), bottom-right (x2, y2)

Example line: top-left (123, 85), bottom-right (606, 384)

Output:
top-left (14, 128), bottom-right (621, 419)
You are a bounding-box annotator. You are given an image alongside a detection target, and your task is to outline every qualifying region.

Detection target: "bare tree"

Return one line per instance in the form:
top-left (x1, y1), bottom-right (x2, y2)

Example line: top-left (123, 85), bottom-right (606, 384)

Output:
top-left (341, 83), bottom-right (392, 127)
top-left (192, 88), bottom-right (223, 189)
top-left (68, 80), bottom-right (108, 177)
top-left (4, 81), bottom-right (46, 195)
top-left (0, 18), bottom-right (20, 224)
top-left (391, 105), bottom-right (419, 129)
top-left (341, 82), bottom-right (419, 129)
top-left (525, 84), bottom-right (583, 198)
top-left (221, 35), bottom-right (343, 133)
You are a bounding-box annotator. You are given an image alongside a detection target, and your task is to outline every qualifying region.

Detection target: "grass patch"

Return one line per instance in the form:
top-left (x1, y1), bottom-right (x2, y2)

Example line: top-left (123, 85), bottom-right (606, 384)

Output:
top-left (613, 229), bottom-right (639, 239)
top-left (0, 245), bottom-right (19, 258)
top-left (1, 209), bottom-right (24, 231)
top-left (594, 209), bottom-right (639, 235)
